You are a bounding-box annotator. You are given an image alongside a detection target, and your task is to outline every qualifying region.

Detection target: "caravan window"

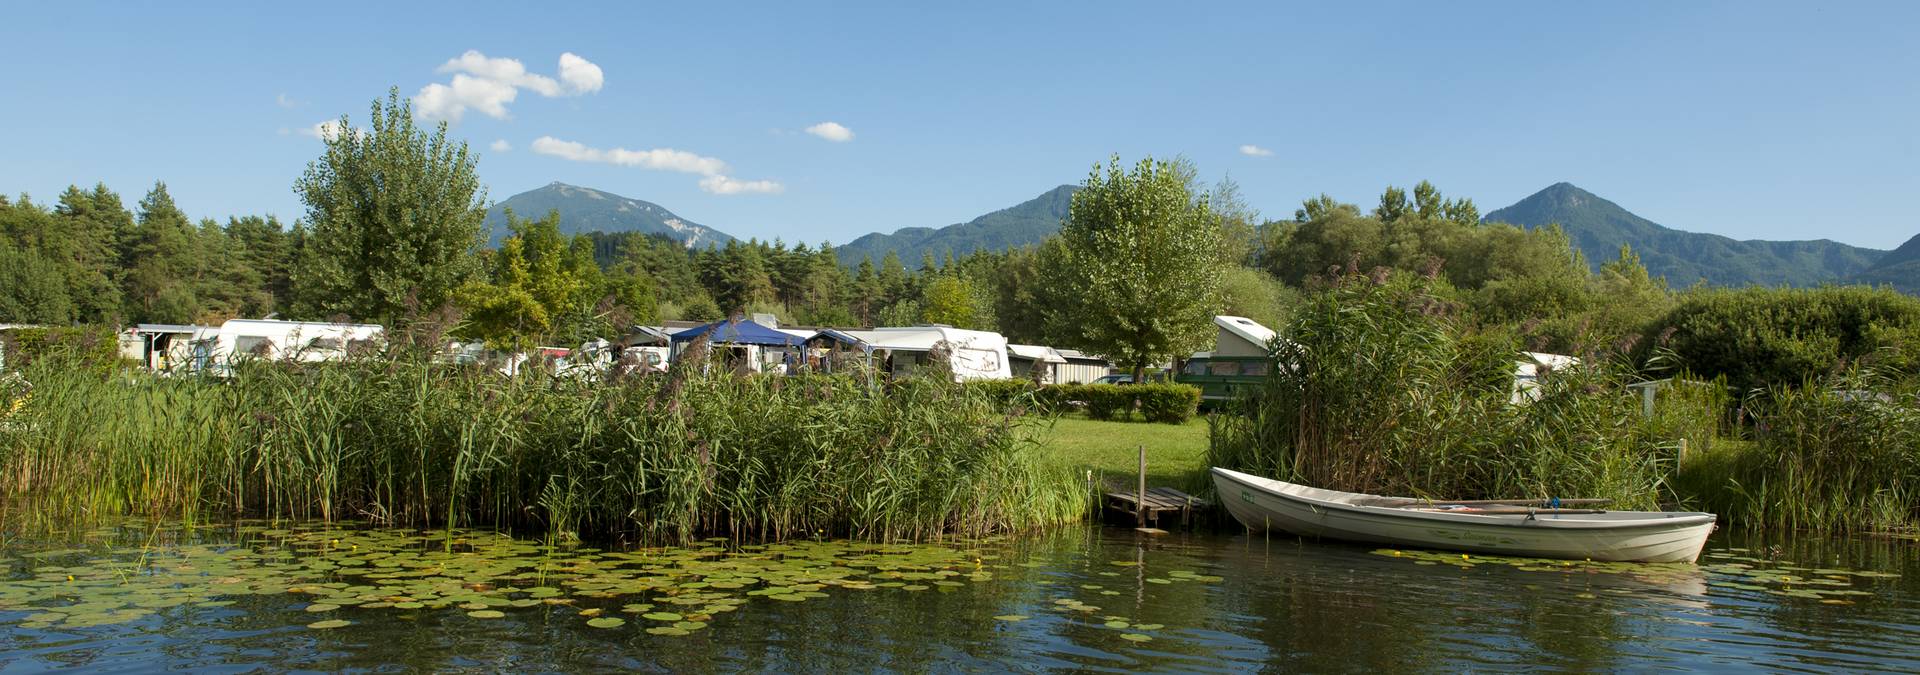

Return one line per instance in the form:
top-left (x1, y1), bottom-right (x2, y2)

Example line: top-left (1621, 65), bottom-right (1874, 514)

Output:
top-left (1239, 361), bottom-right (1269, 376)
top-left (234, 336), bottom-right (274, 356)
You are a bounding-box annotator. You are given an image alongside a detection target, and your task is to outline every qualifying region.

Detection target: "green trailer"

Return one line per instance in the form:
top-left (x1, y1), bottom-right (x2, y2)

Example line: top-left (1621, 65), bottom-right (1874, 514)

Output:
top-left (1174, 355), bottom-right (1272, 408)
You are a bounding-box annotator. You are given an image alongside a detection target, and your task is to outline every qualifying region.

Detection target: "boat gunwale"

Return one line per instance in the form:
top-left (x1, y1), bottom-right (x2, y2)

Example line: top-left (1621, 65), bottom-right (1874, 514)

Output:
top-left (1211, 467), bottom-right (1717, 531)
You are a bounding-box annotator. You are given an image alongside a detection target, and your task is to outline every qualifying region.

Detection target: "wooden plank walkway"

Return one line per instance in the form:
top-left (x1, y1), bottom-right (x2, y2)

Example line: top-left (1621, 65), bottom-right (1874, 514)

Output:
top-left (1104, 487), bottom-right (1210, 528)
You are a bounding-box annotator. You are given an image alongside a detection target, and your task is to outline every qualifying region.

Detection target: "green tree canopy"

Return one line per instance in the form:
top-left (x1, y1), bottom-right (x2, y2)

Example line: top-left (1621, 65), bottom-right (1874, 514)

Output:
top-left (293, 88), bottom-right (486, 322)
top-left (1046, 155), bottom-right (1226, 378)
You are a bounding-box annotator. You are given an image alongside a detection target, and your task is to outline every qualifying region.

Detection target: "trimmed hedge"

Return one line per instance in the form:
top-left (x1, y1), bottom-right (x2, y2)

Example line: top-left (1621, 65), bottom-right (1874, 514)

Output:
top-left (962, 380), bottom-right (1201, 424)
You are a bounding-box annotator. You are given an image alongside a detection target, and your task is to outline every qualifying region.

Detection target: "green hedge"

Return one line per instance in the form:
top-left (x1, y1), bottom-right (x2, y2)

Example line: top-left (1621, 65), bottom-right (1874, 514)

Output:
top-left (963, 380), bottom-right (1200, 424)
top-left (0, 326), bottom-right (121, 373)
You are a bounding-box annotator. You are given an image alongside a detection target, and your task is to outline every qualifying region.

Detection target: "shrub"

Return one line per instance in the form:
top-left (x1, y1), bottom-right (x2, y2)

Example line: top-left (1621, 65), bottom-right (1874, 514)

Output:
top-left (1133, 383), bottom-right (1201, 424)
top-left (1643, 285), bottom-right (1920, 393)
top-left (0, 326), bottom-right (122, 373)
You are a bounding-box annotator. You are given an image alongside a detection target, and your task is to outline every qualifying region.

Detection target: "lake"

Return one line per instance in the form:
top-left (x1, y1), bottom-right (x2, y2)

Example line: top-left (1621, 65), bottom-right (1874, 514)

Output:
top-left (2, 521), bottom-right (1915, 672)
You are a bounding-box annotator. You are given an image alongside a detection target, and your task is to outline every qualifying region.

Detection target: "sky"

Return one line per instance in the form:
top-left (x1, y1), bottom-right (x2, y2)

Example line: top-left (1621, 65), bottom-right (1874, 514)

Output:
top-left (1, 1), bottom-right (1915, 248)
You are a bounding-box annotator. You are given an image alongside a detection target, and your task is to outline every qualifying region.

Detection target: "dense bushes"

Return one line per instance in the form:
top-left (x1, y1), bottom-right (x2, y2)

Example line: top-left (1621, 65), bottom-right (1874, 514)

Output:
top-left (963, 380), bottom-right (1202, 424)
top-left (0, 353), bottom-right (1088, 544)
top-left (1643, 285), bottom-right (1920, 393)
top-left (0, 326), bottom-right (122, 373)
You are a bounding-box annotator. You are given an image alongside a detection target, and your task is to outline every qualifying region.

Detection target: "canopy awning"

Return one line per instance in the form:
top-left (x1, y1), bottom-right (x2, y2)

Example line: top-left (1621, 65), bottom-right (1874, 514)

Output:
top-left (670, 319), bottom-right (808, 347)
top-left (1008, 343), bottom-right (1067, 364)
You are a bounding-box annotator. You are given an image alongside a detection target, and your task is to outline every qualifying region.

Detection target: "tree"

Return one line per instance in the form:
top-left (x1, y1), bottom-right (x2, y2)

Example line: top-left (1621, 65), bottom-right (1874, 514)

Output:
top-left (0, 240), bottom-right (75, 324)
top-left (123, 182), bottom-right (201, 323)
top-left (919, 275), bottom-right (979, 328)
top-left (455, 211), bottom-right (604, 348)
top-left (1046, 155), bottom-right (1226, 380)
top-left (293, 88), bottom-right (486, 322)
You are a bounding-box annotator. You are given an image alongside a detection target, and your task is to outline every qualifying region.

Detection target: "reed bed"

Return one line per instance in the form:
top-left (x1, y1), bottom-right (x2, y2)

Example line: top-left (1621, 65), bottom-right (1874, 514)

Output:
top-left (0, 343), bottom-right (1087, 544)
top-left (1208, 274), bottom-right (1691, 510)
top-left (1673, 371), bottom-right (1920, 532)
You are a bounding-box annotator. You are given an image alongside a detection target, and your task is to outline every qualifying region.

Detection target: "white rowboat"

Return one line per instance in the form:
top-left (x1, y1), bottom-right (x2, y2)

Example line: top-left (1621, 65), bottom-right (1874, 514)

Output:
top-left (1211, 467), bottom-right (1716, 563)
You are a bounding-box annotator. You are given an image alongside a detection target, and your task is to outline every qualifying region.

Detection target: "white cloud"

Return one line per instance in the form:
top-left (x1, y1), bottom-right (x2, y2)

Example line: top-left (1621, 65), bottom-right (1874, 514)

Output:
top-left (531, 136), bottom-right (729, 175)
top-left (557, 52), bottom-right (604, 94)
top-left (415, 74), bottom-right (520, 123)
top-left (275, 93), bottom-right (302, 109)
top-left (437, 50), bottom-right (563, 96)
top-left (1239, 144), bottom-right (1274, 157)
top-left (490, 139), bottom-right (512, 152)
top-left (298, 120), bottom-right (363, 141)
top-left (698, 175), bottom-right (785, 195)
top-left (804, 121), bottom-right (855, 142)
top-left (413, 51), bottom-right (605, 123)
top-left (532, 135), bottom-right (782, 196)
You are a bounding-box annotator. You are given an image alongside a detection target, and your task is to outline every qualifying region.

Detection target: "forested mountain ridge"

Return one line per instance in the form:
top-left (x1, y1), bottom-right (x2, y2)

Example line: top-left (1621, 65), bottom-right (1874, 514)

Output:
top-left (1850, 233), bottom-right (1920, 293)
top-left (832, 185), bottom-right (1078, 266)
top-left (1484, 182), bottom-right (1885, 287)
top-left (484, 183), bottom-right (734, 248)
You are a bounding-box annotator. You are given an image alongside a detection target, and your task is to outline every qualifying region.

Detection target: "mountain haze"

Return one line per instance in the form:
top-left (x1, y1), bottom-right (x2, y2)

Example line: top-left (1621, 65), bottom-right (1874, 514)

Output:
top-left (484, 183), bottom-right (735, 248)
top-left (833, 185), bottom-right (1078, 266)
top-left (1485, 183), bottom-right (1884, 287)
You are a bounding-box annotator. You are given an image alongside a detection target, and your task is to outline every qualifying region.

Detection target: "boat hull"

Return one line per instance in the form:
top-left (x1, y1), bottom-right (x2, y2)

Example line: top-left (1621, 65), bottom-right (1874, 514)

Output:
top-left (1212, 467), bottom-right (1715, 563)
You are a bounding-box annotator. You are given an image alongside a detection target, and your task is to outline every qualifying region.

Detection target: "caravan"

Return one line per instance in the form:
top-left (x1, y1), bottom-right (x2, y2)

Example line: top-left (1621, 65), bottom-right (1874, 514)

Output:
top-left (185, 319), bottom-right (384, 375)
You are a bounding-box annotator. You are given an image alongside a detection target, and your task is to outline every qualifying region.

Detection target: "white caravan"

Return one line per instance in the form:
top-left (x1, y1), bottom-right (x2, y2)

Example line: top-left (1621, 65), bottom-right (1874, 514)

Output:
top-left (840, 326), bottom-right (1012, 381)
top-left (186, 319), bottom-right (384, 375)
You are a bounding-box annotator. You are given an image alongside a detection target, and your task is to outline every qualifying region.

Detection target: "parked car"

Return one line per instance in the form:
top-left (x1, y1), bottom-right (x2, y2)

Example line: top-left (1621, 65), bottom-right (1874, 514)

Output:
top-left (1091, 374), bottom-right (1133, 385)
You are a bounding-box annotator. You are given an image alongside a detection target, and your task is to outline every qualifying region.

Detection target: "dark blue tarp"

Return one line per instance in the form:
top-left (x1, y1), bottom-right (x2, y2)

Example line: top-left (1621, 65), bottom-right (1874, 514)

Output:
top-left (669, 319), bottom-right (807, 347)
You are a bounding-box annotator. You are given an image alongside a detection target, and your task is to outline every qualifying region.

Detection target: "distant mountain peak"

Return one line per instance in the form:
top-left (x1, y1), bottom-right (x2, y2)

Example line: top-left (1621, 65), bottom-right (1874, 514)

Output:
top-left (1486, 183), bottom-right (1884, 288)
top-left (484, 183), bottom-right (733, 248)
top-left (834, 185), bottom-right (1078, 265)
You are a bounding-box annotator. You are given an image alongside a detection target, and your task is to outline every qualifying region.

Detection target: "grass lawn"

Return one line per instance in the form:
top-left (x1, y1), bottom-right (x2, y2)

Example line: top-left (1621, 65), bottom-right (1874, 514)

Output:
top-left (1031, 414), bottom-right (1212, 494)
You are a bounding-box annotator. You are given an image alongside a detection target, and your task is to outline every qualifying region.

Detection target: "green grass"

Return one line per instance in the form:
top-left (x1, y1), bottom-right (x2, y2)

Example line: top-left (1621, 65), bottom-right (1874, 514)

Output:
top-left (1032, 414), bottom-right (1211, 495)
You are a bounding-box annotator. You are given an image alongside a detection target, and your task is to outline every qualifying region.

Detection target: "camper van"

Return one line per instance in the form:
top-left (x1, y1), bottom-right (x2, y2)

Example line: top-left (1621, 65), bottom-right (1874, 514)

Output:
top-left (185, 319), bottom-right (384, 375)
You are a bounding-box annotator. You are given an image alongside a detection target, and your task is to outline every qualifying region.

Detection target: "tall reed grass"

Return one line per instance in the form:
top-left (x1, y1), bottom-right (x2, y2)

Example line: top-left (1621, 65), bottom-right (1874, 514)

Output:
top-left (0, 341), bottom-right (1087, 544)
top-left (1209, 273), bottom-right (1699, 509)
top-left (1673, 370), bottom-right (1920, 532)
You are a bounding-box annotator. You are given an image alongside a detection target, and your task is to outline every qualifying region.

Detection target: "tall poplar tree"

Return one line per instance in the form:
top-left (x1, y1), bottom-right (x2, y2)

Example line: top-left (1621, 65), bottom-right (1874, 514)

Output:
top-left (1046, 155), bottom-right (1226, 380)
top-left (293, 88), bottom-right (486, 322)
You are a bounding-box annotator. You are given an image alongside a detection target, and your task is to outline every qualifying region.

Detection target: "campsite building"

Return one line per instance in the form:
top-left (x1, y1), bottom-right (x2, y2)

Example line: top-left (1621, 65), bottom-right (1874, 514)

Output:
top-left (1053, 349), bottom-right (1114, 383)
top-left (1007, 344), bottom-right (1067, 383)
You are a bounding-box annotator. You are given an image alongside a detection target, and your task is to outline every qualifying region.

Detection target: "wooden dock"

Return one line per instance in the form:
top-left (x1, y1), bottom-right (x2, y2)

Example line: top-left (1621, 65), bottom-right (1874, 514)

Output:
top-left (1104, 487), bottom-right (1210, 528)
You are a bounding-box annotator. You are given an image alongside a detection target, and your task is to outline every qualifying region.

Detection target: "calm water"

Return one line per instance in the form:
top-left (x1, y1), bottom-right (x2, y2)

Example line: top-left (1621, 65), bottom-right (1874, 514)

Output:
top-left (1, 521), bottom-right (1916, 673)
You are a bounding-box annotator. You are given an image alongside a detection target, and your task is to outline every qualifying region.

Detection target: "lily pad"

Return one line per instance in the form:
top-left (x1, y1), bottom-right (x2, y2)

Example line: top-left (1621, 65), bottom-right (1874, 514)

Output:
top-left (587, 617), bottom-right (626, 628)
top-left (307, 619), bottom-right (352, 629)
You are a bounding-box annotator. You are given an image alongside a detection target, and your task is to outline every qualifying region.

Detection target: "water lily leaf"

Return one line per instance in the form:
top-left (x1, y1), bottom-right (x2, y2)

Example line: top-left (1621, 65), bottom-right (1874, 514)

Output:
top-left (307, 619), bottom-right (351, 629)
top-left (1119, 633), bottom-right (1152, 642)
top-left (467, 610), bottom-right (506, 619)
top-left (993, 614), bottom-right (1029, 622)
top-left (587, 617), bottom-right (626, 628)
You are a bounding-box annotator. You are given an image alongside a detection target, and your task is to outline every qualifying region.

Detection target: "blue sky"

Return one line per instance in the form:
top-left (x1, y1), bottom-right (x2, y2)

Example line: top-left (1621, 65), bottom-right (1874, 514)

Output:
top-left (2, 2), bottom-right (1915, 248)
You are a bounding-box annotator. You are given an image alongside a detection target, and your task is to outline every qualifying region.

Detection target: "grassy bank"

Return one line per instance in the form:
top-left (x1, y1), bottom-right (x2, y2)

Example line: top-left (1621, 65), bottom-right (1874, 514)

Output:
top-left (0, 348), bottom-right (1088, 544)
top-left (1033, 414), bottom-right (1210, 494)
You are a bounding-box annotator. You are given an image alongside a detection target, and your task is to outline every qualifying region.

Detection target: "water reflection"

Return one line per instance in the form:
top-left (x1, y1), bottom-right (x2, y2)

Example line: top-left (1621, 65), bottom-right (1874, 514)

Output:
top-left (1, 522), bottom-right (1915, 672)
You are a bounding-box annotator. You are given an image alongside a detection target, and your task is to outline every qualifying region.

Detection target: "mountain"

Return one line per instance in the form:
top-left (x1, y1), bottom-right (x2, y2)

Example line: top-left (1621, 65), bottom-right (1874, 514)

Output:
top-left (833, 185), bottom-right (1078, 266)
top-left (1484, 183), bottom-right (1884, 287)
top-left (484, 182), bottom-right (734, 248)
top-left (1850, 233), bottom-right (1920, 293)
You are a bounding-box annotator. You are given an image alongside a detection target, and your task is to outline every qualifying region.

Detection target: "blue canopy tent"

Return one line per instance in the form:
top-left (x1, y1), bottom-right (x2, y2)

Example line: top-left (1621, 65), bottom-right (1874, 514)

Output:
top-left (669, 319), bottom-right (809, 373)
top-left (669, 319), bottom-right (807, 347)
